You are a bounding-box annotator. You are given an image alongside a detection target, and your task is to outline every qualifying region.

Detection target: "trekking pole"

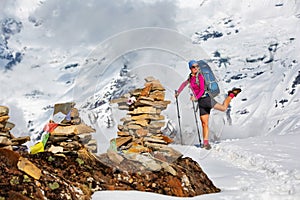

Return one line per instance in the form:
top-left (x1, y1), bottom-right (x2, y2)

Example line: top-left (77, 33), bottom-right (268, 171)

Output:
top-left (175, 90), bottom-right (183, 145)
top-left (190, 94), bottom-right (202, 147)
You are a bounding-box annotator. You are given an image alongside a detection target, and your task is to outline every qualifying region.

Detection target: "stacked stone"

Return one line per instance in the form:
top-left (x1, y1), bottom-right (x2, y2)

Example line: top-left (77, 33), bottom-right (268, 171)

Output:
top-left (45, 102), bottom-right (97, 153)
top-left (111, 77), bottom-right (173, 154)
top-left (0, 106), bottom-right (30, 150)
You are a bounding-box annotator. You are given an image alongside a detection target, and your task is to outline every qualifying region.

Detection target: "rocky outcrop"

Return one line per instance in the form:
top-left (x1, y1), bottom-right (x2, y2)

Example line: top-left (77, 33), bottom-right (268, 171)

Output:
top-left (0, 147), bottom-right (220, 199)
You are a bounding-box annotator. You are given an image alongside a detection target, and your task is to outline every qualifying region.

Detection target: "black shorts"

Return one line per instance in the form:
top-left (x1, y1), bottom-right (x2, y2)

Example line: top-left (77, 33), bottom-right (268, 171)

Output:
top-left (198, 96), bottom-right (217, 116)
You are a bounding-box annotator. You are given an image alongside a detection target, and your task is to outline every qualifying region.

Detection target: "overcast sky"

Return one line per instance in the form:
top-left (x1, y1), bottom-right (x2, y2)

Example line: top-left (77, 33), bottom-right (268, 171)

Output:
top-left (1, 0), bottom-right (177, 49)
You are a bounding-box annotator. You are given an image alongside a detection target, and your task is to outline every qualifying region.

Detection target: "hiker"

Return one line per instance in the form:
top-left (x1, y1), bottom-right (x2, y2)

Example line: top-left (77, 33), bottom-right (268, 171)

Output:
top-left (175, 60), bottom-right (241, 150)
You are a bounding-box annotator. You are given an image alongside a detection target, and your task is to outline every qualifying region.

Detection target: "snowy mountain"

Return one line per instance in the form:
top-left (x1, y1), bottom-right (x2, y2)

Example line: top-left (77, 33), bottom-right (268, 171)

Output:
top-left (0, 18), bottom-right (23, 70)
top-left (0, 0), bottom-right (300, 199)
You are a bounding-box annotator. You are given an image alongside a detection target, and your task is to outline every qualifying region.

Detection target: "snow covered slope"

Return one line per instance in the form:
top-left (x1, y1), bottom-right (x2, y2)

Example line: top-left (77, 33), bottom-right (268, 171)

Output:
top-left (177, 0), bottom-right (300, 138)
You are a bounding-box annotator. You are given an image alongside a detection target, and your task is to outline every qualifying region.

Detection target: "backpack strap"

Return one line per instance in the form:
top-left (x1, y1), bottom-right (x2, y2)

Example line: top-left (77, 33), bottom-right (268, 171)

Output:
top-left (188, 71), bottom-right (210, 98)
top-left (188, 72), bottom-right (201, 86)
top-left (196, 70), bottom-right (209, 92)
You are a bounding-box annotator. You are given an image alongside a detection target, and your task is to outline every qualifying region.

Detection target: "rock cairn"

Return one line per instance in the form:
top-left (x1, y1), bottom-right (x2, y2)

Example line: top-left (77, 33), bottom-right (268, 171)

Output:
top-left (44, 102), bottom-right (97, 153)
top-left (0, 106), bottom-right (30, 150)
top-left (111, 76), bottom-right (174, 155)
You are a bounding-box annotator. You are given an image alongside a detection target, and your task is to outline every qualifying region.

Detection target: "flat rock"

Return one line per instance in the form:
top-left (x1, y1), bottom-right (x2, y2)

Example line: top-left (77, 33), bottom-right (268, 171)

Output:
top-left (11, 136), bottom-right (31, 146)
top-left (17, 157), bottom-right (41, 180)
top-left (0, 115), bottom-right (9, 123)
top-left (51, 124), bottom-right (95, 136)
top-left (0, 131), bottom-right (10, 137)
top-left (0, 136), bottom-right (12, 145)
top-left (117, 131), bottom-right (130, 137)
top-left (110, 97), bottom-right (128, 104)
top-left (107, 150), bottom-right (124, 165)
top-left (115, 136), bottom-right (132, 148)
top-left (144, 137), bottom-right (167, 144)
top-left (0, 106), bottom-right (9, 117)
top-left (145, 81), bottom-right (165, 91)
top-left (127, 124), bottom-right (142, 130)
top-left (128, 107), bottom-right (157, 115)
top-left (149, 90), bottom-right (165, 101)
top-left (136, 128), bottom-right (149, 137)
top-left (4, 121), bottom-right (15, 130)
top-left (48, 145), bottom-right (64, 154)
top-left (144, 76), bottom-right (157, 82)
top-left (148, 121), bottom-right (165, 129)
top-left (85, 139), bottom-right (98, 153)
top-left (77, 133), bottom-right (93, 144)
top-left (53, 102), bottom-right (75, 116)
top-left (127, 119), bottom-right (149, 127)
top-left (140, 83), bottom-right (152, 97)
top-left (118, 105), bottom-right (130, 110)
top-left (135, 154), bottom-right (161, 171)
top-left (126, 144), bottom-right (151, 153)
top-left (59, 141), bottom-right (82, 149)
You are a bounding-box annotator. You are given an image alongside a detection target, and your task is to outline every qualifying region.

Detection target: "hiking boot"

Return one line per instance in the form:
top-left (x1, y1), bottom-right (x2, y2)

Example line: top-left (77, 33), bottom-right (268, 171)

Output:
top-left (228, 87), bottom-right (242, 97)
top-left (201, 143), bottom-right (212, 150)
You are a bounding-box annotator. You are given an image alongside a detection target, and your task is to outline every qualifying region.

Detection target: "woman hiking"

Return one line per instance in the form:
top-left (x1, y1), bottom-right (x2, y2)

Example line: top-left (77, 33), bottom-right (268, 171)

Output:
top-left (175, 60), bottom-right (241, 150)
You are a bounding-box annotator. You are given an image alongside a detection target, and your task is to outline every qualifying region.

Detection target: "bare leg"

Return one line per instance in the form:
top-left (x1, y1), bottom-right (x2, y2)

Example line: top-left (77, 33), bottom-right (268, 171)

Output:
top-left (213, 96), bottom-right (233, 112)
top-left (200, 114), bottom-right (210, 140)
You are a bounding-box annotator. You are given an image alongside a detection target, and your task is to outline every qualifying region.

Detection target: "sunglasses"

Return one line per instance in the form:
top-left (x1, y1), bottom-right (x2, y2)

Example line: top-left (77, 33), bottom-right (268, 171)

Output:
top-left (190, 65), bottom-right (198, 69)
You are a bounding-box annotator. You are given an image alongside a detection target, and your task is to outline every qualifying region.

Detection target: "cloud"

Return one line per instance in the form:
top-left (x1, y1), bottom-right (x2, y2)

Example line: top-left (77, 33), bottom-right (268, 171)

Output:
top-left (24, 0), bottom-right (177, 48)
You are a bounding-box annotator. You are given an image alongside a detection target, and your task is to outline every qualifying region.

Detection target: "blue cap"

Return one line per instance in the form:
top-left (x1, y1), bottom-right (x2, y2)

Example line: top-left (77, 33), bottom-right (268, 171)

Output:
top-left (188, 60), bottom-right (198, 69)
